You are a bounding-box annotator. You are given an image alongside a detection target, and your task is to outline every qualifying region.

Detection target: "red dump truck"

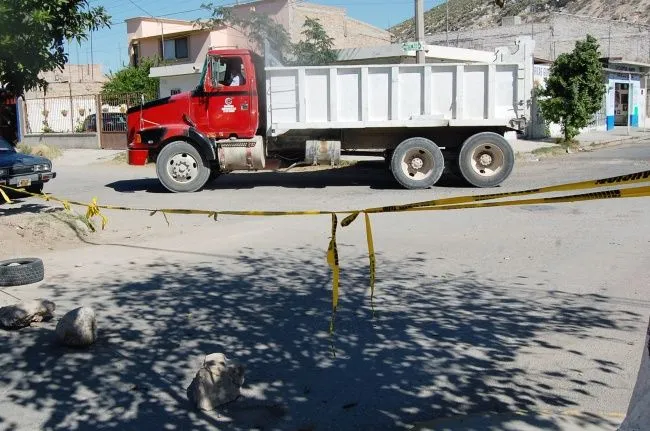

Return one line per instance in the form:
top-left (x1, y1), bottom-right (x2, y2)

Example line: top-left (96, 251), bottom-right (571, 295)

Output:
top-left (127, 45), bottom-right (532, 193)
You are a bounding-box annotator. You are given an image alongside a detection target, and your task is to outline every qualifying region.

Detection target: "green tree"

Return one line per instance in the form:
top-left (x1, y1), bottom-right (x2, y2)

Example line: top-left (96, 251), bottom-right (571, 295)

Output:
top-left (538, 35), bottom-right (605, 143)
top-left (198, 4), bottom-right (336, 66)
top-left (292, 17), bottom-right (337, 66)
top-left (0, 0), bottom-right (110, 96)
top-left (198, 4), bottom-right (291, 58)
top-left (102, 58), bottom-right (160, 101)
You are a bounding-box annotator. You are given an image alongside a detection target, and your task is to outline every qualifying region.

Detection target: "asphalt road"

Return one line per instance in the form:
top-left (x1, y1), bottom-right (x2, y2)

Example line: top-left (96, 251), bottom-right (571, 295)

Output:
top-left (1, 143), bottom-right (650, 430)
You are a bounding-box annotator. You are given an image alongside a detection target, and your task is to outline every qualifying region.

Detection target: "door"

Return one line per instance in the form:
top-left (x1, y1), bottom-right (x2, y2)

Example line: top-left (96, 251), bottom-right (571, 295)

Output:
top-left (206, 55), bottom-right (253, 139)
top-left (615, 83), bottom-right (629, 126)
top-left (98, 94), bottom-right (137, 149)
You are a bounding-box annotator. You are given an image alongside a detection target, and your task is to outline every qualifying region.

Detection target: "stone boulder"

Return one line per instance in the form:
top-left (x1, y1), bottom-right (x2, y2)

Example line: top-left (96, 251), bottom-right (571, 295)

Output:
top-left (0, 299), bottom-right (55, 329)
top-left (55, 307), bottom-right (97, 347)
top-left (187, 353), bottom-right (245, 411)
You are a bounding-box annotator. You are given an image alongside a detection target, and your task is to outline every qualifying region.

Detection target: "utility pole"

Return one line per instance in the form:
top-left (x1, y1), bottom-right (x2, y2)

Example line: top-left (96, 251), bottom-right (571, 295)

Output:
top-left (415, 0), bottom-right (425, 64)
top-left (446, 0), bottom-right (449, 46)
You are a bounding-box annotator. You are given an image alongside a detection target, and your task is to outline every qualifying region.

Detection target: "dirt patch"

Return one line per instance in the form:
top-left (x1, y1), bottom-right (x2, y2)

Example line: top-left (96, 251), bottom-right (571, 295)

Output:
top-left (0, 209), bottom-right (92, 256)
top-left (16, 143), bottom-right (63, 160)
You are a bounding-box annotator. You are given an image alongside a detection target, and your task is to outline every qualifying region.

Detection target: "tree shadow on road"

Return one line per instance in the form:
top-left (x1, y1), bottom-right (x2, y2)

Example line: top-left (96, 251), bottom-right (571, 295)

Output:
top-left (0, 248), bottom-right (640, 430)
top-left (0, 201), bottom-right (56, 217)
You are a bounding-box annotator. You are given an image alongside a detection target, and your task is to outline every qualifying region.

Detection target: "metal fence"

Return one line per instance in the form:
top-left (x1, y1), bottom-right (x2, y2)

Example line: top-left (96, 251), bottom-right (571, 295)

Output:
top-left (24, 95), bottom-right (96, 134)
top-left (23, 93), bottom-right (151, 135)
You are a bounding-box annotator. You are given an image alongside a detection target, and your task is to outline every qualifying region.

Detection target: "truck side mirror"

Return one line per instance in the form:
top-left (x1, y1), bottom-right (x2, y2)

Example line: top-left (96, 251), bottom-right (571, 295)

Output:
top-left (203, 60), bottom-right (215, 93)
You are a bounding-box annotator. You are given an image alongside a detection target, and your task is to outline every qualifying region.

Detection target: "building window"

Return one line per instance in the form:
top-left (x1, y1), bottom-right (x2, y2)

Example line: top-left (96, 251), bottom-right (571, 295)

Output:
top-left (161, 37), bottom-right (189, 61)
top-left (131, 43), bottom-right (140, 67)
top-left (170, 88), bottom-right (181, 95)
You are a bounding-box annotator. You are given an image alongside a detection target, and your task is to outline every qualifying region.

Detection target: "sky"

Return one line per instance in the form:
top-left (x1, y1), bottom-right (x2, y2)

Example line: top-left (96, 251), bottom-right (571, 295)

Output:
top-left (69, 0), bottom-right (444, 75)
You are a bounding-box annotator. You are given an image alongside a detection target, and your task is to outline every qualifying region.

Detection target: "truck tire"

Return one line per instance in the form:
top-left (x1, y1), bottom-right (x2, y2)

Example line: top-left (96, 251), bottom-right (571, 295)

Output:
top-left (457, 132), bottom-right (514, 188)
top-left (0, 258), bottom-right (45, 287)
top-left (390, 137), bottom-right (444, 189)
top-left (156, 141), bottom-right (211, 193)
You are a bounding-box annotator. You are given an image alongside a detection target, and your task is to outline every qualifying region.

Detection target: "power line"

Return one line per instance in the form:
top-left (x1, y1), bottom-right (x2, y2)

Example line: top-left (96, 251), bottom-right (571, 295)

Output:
top-left (126, 0), bottom-right (154, 17)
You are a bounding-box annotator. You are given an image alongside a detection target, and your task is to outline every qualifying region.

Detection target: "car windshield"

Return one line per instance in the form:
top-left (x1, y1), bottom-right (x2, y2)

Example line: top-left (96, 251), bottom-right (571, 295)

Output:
top-left (0, 137), bottom-right (15, 152)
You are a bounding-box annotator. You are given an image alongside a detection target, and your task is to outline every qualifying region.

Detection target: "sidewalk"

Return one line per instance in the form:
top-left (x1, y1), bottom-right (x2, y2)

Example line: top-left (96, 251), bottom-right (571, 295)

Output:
top-left (510, 127), bottom-right (650, 156)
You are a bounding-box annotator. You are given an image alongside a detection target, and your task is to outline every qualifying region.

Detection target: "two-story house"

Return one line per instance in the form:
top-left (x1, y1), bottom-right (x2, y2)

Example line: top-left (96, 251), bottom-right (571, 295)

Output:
top-left (126, 0), bottom-right (392, 97)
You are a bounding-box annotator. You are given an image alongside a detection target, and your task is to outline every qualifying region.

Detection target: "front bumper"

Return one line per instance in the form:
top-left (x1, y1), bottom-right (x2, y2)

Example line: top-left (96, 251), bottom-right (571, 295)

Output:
top-left (0, 172), bottom-right (57, 187)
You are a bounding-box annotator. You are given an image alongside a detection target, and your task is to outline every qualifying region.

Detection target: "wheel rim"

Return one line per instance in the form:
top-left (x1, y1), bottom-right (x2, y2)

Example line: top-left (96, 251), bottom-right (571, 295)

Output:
top-left (470, 144), bottom-right (505, 177)
top-left (400, 147), bottom-right (436, 181)
top-left (167, 153), bottom-right (199, 184)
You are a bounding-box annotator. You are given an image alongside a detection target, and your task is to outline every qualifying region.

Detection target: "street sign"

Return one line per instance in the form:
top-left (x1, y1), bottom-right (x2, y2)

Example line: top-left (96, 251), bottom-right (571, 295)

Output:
top-left (401, 41), bottom-right (423, 52)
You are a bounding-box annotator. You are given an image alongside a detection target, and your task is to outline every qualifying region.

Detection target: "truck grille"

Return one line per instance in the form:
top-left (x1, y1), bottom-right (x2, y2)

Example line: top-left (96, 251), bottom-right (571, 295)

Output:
top-left (11, 165), bottom-right (34, 175)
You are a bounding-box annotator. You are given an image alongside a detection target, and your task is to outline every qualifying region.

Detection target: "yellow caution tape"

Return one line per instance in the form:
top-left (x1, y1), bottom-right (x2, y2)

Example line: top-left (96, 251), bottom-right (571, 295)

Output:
top-left (2, 169), bottom-right (650, 333)
top-left (326, 213), bottom-right (340, 334)
top-left (84, 197), bottom-right (108, 231)
top-left (364, 212), bottom-right (376, 315)
top-left (0, 187), bottom-right (11, 204)
top-left (357, 169), bottom-right (650, 218)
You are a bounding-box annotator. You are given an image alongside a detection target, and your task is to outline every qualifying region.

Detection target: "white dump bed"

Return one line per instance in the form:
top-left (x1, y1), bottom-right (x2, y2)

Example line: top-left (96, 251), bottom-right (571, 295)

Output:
top-left (265, 63), bottom-right (527, 137)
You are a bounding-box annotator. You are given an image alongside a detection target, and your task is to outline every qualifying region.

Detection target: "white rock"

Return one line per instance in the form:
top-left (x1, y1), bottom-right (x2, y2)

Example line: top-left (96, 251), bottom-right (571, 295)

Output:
top-left (55, 307), bottom-right (97, 347)
top-left (0, 300), bottom-right (55, 329)
top-left (187, 353), bottom-right (245, 411)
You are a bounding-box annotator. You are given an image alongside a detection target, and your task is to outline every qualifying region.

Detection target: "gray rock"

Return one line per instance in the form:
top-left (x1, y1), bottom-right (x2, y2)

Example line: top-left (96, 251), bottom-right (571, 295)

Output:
top-left (0, 299), bottom-right (55, 329)
top-left (55, 307), bottom-right (97, 347)
top-left (187, 353), bottom-right (245, 411)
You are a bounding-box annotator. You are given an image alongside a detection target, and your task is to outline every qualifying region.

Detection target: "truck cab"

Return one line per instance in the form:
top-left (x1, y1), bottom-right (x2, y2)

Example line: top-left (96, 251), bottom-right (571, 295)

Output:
top-left (127, 49), bottom-right (267, 192)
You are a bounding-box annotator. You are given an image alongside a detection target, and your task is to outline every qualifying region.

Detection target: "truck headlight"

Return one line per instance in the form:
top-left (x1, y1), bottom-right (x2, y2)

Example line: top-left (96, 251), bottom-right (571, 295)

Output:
top-left (0, 168), bottom-right (7, 176)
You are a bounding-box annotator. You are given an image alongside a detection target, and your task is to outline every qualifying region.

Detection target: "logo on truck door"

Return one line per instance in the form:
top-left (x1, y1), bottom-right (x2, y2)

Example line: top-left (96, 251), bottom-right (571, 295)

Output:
top-left (222, 97), bottom-right (237, 113)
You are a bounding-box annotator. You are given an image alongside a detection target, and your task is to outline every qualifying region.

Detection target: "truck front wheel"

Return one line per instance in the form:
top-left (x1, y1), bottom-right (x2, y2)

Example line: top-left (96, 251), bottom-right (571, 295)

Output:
top-left (457, 132), bottom-right (514, 188)
top-left (156, 141), bottom-right (211, 193)
top-left (391, 137), bottom-right (444, 189)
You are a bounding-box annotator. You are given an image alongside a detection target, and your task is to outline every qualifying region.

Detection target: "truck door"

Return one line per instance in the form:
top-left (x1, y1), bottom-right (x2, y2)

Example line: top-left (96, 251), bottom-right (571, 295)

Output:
top-left (207, 55), bottom-right (252, 139)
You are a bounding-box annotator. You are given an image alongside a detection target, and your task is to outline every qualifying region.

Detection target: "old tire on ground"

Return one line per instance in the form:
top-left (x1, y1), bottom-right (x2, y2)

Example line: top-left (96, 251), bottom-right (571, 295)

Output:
top-left (390, 137), bottom-right (444, 189)
top-left (156, 141), bottom-right (211, 193)
top-left (0, 258), bottom-right (45, 287)
top-left (457, 132), bottom-right (514, 188)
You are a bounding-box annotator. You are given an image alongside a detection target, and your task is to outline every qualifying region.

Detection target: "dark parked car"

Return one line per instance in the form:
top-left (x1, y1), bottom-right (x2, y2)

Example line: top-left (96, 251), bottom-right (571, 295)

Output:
top-left (82, 112), bottom-right (127, 132)
top-left (0, 137), bottom-right (56, 194)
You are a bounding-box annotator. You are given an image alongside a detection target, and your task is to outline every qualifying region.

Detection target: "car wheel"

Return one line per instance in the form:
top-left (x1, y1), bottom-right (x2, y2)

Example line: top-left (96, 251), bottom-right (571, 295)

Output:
top-left (0, 258), bottom-right (45, 287)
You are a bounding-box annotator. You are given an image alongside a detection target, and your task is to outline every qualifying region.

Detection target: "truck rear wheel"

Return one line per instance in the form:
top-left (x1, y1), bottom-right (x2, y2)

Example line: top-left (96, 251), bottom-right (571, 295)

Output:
top-left (156, 141), bottom-right (211, 193)
top-left (391, 137), bottom-right (444, 189)
top-left (457, 132), bottom-right (514, 188)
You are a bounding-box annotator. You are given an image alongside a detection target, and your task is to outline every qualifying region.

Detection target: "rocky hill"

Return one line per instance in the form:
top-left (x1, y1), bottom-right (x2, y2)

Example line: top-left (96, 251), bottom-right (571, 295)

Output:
top-left (390, 0), bottom-right (650, 40)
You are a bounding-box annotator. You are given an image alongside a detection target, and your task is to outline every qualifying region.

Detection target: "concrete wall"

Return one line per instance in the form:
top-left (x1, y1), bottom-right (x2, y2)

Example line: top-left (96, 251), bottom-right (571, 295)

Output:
top-left (127, 17), bottom-right (197, 44)
top-left (24, 64), bottom-right (107, 99)
top-left (21, 133), bottom-right (99, 150)
top-left (424, 12), bottom-right (650, 63)
top-left (225, 0), bottom-right (392, 49)
top-left (291, 2), bottom-right (392, 49)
